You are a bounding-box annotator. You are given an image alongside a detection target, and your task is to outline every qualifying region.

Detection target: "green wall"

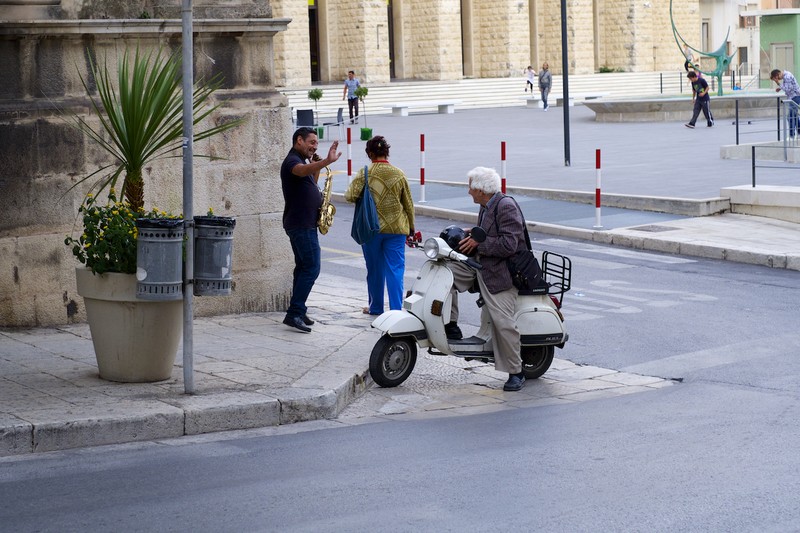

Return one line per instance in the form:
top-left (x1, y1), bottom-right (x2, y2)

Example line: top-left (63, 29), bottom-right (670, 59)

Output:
top-left (759, 14), bottom-right (800, 88)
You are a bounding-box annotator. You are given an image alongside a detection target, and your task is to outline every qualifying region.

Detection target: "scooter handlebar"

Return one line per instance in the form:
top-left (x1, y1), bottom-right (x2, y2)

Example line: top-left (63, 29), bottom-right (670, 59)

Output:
top-left (465, 258), bottom-right (483, 270)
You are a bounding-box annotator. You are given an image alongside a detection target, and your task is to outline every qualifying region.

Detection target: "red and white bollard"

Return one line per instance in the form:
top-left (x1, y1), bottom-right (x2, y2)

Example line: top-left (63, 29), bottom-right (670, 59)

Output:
top-left (594, 149), bottom-right (603, 229)
top-left (419, 133), bottom-right (427, 203)
top-left (500, 141), bottom-right (507, 194)
top-left (347, 127), bottom-right (353, 184)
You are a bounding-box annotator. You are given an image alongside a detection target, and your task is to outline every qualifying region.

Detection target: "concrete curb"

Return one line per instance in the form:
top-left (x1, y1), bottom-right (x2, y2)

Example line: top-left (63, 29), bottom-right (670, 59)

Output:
top-left (410, 204), bottom-right (800, 272)
top-left (0, 330), bottom-right (375, 456)
top-left (427, 180), bottom-right (732, 217)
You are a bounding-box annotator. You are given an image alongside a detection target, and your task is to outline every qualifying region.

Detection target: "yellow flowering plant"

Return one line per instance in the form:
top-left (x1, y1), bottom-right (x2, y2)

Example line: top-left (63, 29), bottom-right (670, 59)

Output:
top-left (64, 189), bottom-right (180, 275)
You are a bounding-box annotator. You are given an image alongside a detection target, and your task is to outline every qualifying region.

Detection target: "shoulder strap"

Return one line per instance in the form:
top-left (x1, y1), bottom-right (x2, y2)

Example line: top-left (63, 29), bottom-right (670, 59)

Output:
top-left (491, 195), bottom-right (532, 251)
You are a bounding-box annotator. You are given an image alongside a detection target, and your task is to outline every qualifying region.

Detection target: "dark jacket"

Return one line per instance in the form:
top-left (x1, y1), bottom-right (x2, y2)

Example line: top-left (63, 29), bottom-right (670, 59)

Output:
top-left (476, 194), bottom-right (526, 293)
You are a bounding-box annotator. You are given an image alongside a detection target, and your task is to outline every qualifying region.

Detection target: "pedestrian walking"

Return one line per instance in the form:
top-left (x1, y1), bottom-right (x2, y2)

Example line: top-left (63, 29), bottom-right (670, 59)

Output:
top-left (524, 65), bottom-right (537, 93)
top-left (770, 69), bottom-right (800, 139)
top-left (342, 70), bottom-right (361, 124)
top-left (684, 70), bottom-right (714, 129)
top-left (538, 62), bottom-right (552, 111)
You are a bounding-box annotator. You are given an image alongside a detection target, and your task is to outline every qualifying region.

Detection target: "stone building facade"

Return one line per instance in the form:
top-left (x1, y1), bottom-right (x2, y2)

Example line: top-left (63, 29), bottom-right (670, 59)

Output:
top-left (0, 1), bottom-right (295, 326)
top-left (272, 0), bottom-right (701, 87)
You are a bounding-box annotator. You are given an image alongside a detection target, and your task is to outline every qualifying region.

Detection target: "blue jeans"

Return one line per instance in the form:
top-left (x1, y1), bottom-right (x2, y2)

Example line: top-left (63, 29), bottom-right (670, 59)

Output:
top-left (362, 233), bottom-right (406, 314)
top-left (285, 228), bottom-right (320, 318)
top-left (540, 86), bottom-right (550, 108)
top-left (789, 96), bottom-right (800, 137)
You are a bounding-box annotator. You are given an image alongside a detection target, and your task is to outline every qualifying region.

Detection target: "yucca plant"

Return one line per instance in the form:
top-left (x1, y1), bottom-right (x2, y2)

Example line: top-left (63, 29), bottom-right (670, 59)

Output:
top-left (72, 47), bottom-right (243, 212)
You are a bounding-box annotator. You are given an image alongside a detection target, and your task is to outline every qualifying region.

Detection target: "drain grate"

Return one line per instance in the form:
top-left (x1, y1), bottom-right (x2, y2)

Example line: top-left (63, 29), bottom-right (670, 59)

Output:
top-left (630, 225), bottom-right (679, 233)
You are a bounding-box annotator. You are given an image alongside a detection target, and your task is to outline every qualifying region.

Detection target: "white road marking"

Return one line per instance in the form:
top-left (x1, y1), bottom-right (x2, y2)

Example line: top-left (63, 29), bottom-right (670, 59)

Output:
top-left (538, 238), bottom-right (696, 264)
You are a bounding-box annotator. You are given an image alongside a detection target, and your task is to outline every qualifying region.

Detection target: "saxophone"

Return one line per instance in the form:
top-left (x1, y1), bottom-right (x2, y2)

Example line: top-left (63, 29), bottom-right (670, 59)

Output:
top-left (314, 153), bottom-right (336, 234)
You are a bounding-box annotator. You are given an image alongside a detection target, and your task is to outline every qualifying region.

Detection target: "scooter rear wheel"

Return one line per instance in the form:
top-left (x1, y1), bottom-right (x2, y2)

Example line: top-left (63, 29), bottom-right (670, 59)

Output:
top-left (521, 345), bottom-right (555, 379)
top-left (369, 335), bottom-right (418, 388)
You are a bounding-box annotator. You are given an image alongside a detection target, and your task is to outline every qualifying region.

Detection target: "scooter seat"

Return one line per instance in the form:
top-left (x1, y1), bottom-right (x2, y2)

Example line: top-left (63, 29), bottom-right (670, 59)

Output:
top-left (518, 278), bottom-right (551, 296)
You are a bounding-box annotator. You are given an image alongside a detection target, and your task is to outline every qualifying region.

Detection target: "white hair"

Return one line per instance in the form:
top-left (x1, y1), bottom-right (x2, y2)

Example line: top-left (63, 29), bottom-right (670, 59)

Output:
top-left (467, 166), bottom-right (501, 195)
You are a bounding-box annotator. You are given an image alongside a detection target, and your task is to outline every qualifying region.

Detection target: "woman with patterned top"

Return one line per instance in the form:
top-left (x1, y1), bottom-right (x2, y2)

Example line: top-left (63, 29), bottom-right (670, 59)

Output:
top-left (345, 135), bottom-right (415, 315)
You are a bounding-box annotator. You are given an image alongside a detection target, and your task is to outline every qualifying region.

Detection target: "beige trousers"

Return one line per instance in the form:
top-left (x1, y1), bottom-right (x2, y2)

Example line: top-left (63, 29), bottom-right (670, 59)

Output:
top-left (449, 262), bottom-right (522, 375)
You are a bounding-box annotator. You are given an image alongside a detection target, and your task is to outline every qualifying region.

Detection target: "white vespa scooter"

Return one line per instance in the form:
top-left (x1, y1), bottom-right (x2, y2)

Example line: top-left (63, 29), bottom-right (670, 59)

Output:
top-left (369, 226), bottom-right (571, 388)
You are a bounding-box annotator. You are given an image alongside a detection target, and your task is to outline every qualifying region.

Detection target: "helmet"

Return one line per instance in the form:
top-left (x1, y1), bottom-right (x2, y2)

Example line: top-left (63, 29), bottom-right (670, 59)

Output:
top-left (439, 225), bottom-right (467, 252)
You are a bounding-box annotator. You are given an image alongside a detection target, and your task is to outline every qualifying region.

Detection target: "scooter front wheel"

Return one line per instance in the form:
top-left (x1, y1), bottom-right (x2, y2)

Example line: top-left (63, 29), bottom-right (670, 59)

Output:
top-left (521, 345), bottom-right (555, 379)
top-left (369, 335), bottom-right (418, 388)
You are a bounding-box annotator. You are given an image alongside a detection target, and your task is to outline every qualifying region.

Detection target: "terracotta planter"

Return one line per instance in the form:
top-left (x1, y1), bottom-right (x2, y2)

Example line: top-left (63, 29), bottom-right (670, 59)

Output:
top-left (75, 268), bottom-right (182, 382)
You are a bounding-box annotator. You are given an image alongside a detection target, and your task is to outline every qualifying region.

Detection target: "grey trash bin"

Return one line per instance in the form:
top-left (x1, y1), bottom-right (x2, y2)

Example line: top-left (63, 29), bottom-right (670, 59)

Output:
top-left (135, 218), bottom-right (184, 300)
top-left (194, 216), bottom-right (236, 296)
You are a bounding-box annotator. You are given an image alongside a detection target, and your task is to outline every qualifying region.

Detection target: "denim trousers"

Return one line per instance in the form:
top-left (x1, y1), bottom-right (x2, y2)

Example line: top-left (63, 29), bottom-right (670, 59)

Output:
top-left (362, 233), bottom-right (406, 314)
top-left (285, 227), bottom-right (321, 318)
top-left (789, 96), bottom-right (800, 137)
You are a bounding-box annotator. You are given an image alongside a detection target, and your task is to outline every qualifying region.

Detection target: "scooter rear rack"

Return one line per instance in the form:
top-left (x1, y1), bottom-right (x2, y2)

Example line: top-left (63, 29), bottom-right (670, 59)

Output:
top-left (542, 251), bottom-right (572, 301)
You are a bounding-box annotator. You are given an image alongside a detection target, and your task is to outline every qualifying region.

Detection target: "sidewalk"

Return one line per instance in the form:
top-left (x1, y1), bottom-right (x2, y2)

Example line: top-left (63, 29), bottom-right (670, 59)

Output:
top-left (3, 105), bottom-right (800, 457)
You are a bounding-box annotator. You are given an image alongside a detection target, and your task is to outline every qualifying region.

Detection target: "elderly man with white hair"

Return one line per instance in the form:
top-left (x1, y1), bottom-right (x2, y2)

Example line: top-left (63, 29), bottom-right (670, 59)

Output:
top-left (447, 166), bottom-right (529, 391)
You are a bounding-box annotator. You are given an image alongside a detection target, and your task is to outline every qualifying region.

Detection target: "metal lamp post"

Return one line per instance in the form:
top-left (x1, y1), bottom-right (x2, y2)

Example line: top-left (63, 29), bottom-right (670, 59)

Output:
top-left (181, 0), bottom-right (195, 394)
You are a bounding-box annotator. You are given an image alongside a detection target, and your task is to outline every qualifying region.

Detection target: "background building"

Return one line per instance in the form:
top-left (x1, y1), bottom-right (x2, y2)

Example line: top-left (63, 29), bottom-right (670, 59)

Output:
top-left (272, 0), bottom-right (707, 87)
top-left (743, 1), bottom-right (800, 86)
top-left (0, 1), bottom-right (295, 327)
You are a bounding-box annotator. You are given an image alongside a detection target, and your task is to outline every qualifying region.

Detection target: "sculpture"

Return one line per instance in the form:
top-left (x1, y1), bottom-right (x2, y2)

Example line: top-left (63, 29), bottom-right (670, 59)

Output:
top-left (670, 0), bottom-right (736, 96)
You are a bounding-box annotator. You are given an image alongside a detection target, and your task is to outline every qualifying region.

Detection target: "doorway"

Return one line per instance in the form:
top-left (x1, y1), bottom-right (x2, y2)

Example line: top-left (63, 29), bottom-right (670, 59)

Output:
top-left (772, 42), bottom-right (794, 73)
top-left (309, 1), bottom-right (321, 82)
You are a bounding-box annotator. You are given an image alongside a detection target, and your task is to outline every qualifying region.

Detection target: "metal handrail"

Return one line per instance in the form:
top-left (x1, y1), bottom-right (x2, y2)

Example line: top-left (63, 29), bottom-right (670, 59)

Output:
top-left (750, 144), bottom-right (800, 188)
top-left (779, 98), bottom-right (800, 158)
top-left (733, 97), bottom-right (783, 146)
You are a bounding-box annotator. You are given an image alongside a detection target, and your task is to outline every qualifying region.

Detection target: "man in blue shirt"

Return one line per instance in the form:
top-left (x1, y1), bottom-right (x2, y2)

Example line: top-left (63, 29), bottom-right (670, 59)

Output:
top-left (684, 70), bottom-right (713, 129)
top-left (770, 69), bottom-right (800, 139)
top-left (342, 70), bottom-right (361, 124)
top-left (280, 128), bottom-right (340, 332)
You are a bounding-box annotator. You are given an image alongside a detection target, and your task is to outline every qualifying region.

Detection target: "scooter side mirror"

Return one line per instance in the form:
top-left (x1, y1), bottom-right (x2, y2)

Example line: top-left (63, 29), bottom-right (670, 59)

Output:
top-left (470, 227), bottom-right (487, 243)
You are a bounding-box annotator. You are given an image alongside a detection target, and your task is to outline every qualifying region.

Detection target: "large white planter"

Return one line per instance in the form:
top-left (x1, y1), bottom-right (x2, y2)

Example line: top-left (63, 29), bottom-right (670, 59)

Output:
top-left (75, 268), bottom-right (182, 382)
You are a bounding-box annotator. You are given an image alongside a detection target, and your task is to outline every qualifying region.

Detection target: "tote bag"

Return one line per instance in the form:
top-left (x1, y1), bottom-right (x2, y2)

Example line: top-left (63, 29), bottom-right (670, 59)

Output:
top-left (351, 165), bottom-right (380, 245)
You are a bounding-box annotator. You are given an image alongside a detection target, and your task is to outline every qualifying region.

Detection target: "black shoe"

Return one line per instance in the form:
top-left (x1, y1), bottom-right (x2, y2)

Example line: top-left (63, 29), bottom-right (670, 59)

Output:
top-left (444, 321), bottom-right (463, 340)
top-left (503, 372), bottom-right (526, 391)
top-left (283, 315), bottom-right (311, 333)
top-left (301, 315), bottom-right (314, 326)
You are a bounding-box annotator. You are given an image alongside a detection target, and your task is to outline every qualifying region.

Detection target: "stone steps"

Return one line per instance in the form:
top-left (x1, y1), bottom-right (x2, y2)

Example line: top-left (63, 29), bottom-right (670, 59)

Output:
top-left (281, 71), bottom-right (756, 121)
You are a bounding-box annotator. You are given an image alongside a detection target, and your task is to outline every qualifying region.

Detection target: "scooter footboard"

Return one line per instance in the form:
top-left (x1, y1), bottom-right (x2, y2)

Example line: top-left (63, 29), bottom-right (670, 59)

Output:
top-left (371, 311), bottom-right (428, 342)
top-left (517, 308), bottom-right (567, 346)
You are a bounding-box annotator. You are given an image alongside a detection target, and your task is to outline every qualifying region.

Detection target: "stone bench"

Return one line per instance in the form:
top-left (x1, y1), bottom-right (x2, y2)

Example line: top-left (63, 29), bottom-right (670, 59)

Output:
top-left (383, 101), bottom-right (460, 117)
top-left (585, 93), bottom-right (781, 122)
top-left (519, 96), bottom-right (543, 108)
top-left (556, 92), bottom-right (610, 107)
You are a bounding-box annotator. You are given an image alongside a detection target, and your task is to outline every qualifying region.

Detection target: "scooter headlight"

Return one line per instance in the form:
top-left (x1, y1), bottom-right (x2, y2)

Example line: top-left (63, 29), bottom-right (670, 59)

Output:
top-left (423, 238), bottom-right (440, 259)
